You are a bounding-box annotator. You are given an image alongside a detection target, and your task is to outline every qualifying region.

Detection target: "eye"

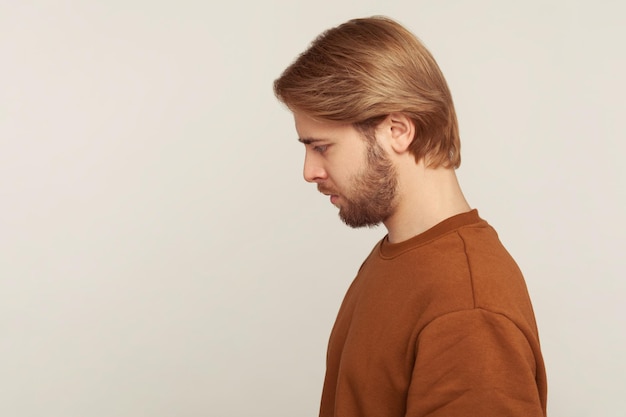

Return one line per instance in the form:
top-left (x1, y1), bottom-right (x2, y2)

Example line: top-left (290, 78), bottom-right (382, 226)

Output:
top-left (313, 145), bottom-right (329, 154)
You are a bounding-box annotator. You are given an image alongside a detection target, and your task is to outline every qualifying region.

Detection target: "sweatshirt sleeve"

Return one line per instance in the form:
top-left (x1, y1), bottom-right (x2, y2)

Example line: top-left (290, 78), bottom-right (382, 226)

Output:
top-left (405, 308), bottom-right (546, 417)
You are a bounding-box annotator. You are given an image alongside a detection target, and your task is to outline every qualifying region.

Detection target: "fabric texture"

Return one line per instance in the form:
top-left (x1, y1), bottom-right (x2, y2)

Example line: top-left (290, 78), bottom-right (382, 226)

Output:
top-left (319, 210), bottom-right (547, 417)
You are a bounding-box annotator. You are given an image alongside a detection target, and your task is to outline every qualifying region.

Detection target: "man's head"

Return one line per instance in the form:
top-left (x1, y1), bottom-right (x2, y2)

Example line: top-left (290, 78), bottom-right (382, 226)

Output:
top-left (274, 16), bottom-right (461, 168)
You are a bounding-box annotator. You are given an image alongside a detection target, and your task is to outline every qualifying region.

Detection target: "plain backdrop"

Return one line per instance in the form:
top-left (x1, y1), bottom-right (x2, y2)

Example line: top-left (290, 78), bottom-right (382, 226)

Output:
top-left (1, 1), bottom-right (624, 416)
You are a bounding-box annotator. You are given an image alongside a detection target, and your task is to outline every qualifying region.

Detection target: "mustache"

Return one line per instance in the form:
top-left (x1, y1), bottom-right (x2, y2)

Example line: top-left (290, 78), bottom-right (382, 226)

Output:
top-left (317, 184), bottom-right (336, 195)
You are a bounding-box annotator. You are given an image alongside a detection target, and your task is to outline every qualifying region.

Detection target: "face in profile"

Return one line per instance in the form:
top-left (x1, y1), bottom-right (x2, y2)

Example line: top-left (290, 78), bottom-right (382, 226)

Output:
top-left (295, 112), bottom-right (398, 228)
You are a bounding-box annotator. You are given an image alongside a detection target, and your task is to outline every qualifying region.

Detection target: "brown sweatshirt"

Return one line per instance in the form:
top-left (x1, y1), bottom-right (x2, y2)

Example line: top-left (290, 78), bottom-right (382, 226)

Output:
top-left (319, 210), bottom-right (547, 417)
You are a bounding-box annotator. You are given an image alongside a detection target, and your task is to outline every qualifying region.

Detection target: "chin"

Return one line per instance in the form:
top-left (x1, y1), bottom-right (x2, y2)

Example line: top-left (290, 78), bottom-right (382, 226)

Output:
top-left (339, 214), bottom-right (383, 229)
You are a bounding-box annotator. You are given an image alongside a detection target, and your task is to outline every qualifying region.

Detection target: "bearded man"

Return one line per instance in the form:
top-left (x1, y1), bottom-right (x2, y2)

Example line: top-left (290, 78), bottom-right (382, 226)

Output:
top-left (274, 16), bottom-right (547, 417)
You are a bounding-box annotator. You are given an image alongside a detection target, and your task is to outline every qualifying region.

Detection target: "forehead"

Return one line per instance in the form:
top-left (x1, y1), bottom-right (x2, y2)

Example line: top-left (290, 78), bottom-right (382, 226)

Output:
top-left (293, 112), bottom-right (360, 142)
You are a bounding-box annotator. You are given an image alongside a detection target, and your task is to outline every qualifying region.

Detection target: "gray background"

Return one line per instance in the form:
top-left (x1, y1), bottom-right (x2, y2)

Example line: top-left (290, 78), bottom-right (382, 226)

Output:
top-left (1, 1), bottom-right (624, 416)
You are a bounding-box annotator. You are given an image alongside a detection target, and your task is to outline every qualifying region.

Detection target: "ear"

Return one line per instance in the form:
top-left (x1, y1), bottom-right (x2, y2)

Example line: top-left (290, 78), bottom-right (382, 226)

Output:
top-left (380, 113), bottom-right (414, 154)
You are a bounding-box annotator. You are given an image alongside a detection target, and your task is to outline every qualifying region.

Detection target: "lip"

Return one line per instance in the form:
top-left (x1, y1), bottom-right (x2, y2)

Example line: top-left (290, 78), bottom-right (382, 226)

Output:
top-left (319, 188), bottom-right (339, 206)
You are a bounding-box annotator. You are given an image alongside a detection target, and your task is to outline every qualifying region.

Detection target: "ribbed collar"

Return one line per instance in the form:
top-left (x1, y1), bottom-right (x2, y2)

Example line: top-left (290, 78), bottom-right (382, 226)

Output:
top-left (379, 209), bottom-right (484, 259)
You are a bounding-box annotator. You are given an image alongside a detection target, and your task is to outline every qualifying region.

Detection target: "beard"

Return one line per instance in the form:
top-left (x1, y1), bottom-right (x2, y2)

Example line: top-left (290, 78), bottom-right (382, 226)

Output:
top-left (319, 141), bottom-right (398, 228)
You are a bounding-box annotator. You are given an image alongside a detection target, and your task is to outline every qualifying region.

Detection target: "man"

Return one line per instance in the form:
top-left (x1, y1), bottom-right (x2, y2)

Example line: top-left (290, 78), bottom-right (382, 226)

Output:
top-left (274, 16), bottom-right (547, 417)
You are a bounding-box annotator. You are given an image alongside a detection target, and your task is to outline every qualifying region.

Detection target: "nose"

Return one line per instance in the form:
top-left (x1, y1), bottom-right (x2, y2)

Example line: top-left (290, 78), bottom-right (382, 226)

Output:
top-left (303, 150), bottom-right (327, 183)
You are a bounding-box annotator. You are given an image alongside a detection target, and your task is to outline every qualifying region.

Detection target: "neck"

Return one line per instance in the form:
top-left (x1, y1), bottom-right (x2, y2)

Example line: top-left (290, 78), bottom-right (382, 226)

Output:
top-left (383, 161), bottom-right (471, 243)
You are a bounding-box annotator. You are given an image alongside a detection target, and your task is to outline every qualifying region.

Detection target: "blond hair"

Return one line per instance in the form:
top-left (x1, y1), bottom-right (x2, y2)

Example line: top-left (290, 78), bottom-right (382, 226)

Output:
top-left (274, 16), bottom-right (461, 168)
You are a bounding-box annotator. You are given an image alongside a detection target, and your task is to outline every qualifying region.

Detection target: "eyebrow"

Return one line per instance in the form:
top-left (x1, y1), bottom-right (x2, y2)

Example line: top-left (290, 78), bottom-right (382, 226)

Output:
top-left (298, 137), bottom-right (325, 145)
